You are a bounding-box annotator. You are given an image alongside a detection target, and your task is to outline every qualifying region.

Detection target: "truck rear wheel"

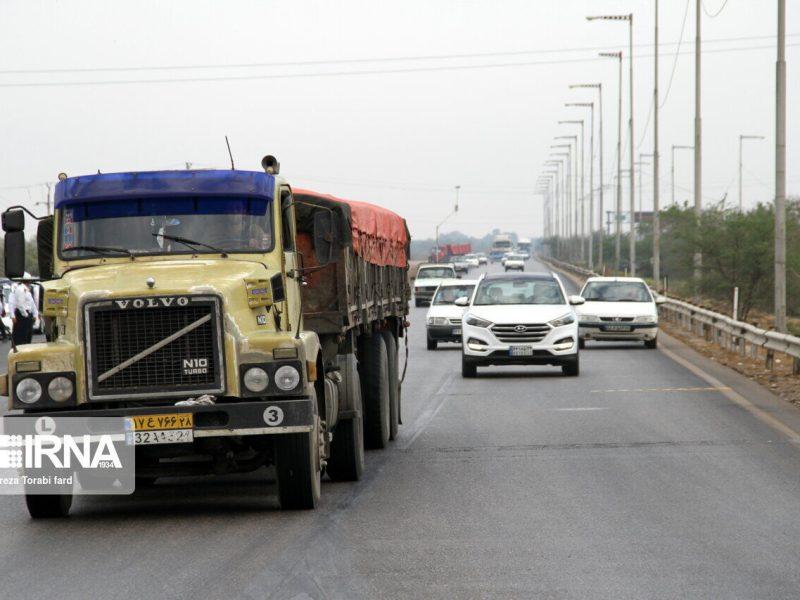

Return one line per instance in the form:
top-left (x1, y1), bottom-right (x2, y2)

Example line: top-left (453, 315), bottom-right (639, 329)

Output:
top-left (380, 329), bottom-right (400, 441)
top-left (327, 355), bottom-right (365, 482)
top-left (25, 493), bottom-right (72, 519)
top-left (359, 332), bottom-right (390, 450)
top-left (275, 414), bottom-right (321, 510)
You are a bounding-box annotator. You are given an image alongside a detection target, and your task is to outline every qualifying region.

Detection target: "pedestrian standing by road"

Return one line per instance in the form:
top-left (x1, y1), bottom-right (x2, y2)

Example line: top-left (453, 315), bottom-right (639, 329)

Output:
top-left (9, 282), bottom-right (38, 346)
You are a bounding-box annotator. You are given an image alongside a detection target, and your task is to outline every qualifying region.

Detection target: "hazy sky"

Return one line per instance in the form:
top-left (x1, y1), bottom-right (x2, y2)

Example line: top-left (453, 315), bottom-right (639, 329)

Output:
top-left (0, 0), bottom-right (797, 240)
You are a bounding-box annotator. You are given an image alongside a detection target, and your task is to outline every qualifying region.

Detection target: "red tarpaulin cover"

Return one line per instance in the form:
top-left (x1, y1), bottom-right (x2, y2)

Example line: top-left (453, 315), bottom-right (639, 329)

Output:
top-left (294, 189), bottom-right (410, 268)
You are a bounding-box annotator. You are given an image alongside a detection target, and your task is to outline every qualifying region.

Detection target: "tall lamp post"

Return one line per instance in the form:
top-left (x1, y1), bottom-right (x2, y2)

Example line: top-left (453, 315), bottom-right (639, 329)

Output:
top-left (550, 152), bottom-right (572, 255)
top-left (775, 0), bottom-right (787, 332)
top-left (600, 50), bottom-right (623, 272)
top-left (565, 102), bottom-right (595, 268)
top-left (570, 84), bottom-right (604, 271)
top-left (434, 185), bottom-right (460, 263)
top-left (589, 13), bottom-right (635, 274)
top-left (556, 134), bottom-right (582, 260)
top-left (551, 144), bottom-right (575, 255)
top-left (738, 135), bottom-right (765, 212)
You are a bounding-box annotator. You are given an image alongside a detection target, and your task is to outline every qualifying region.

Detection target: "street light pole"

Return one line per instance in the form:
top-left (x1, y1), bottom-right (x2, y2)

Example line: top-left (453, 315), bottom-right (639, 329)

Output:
top-left (599, 50), bottom-right (623, 273)
top-left (653, 0), bottom-right (661, 287)
top-left (775, 0), bottom-right (787, 332)
top-left (636, 156), bottom-right (652, 233)
top-left (738, 135), bottom-right (765, 212)
top-left (558, 127), bottom-right (584, 262)
top-left (693, 0), bottom-right (702, 282)
top-left (552, 144), bottom-right (574, 258)
top-left (565, 102), bottom-right (595, 268)
top-left (434, 185), bottom-right (460, 263)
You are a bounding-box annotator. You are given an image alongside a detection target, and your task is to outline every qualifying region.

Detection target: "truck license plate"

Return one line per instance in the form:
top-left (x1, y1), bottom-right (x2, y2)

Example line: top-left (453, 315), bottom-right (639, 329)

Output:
top-left (605, 324), bottom-right (632, 332)
top-left (126, 413), bottom-right (194, 445)
top-left (509, 346), bottom-right (533, 356)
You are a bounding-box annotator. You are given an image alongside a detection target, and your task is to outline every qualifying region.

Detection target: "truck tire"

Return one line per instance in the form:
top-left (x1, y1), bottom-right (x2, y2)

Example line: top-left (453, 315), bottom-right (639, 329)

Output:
top-left (25, 493), bottom-right (72, 519)
top-left (380, 329), bottom-right (400, 441)
top-left (275, 410), bottom-right (321, 510)
top-left (327, 355), bottom-right (365, 482)
top-left (359, 332), bottom-right (390, 450)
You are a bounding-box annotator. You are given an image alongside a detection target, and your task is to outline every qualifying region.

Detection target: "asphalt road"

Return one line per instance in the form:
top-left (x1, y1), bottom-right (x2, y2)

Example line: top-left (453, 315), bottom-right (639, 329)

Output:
top-left (2, 258), bottom-right (800, 599)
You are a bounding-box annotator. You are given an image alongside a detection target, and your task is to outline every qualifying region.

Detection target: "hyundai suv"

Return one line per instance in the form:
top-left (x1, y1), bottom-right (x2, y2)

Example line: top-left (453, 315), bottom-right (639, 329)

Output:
top-left (457, 273), bottom-right (582, 377)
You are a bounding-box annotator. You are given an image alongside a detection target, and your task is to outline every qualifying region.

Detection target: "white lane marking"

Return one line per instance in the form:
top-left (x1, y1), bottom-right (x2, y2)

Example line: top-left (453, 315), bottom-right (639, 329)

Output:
top-left (590, 386), bottom-right (730, 394)
top-left (552, 407), bottom-right (609, 412)
top-left (660, 342), bottom-right (800, 442)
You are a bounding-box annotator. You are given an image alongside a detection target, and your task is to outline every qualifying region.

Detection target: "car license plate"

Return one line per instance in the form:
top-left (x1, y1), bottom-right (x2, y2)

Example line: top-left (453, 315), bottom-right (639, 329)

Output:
top-left (509, 345), bottom-right (533, 356)
top-left (452, 327), bottom-right (462, 335)
top-left (605, 324), bottom-right (632, 332)
top-left (126, 413), bottom-right (193, 446)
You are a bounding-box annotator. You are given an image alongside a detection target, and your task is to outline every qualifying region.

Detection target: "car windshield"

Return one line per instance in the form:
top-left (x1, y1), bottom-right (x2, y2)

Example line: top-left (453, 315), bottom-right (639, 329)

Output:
top-left (582, 281), bottom-right (653, 302)
top-left (59, 197), bottom-right (273, 258)
top-left (418, 267), bottom-right (454, 279)
top-left (474, 278), bottom-right (565, 306)
top-left (433, 284), bottom-right (475, 305)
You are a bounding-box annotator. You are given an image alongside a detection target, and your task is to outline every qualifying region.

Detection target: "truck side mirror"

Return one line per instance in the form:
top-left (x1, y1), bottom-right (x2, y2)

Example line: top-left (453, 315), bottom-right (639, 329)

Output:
top-left (313, 211), bottom-right (341, 265)
top-left (37, 216), bottom-right (54, 280)
top-left (2, 209), bottom-right (26, 279)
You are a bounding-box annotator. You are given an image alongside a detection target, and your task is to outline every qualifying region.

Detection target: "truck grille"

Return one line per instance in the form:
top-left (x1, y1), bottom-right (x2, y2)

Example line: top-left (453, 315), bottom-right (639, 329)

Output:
top-left (491, 323), bottom-right (551, 344)
top-left (85, 295), bottom-right (225, 400)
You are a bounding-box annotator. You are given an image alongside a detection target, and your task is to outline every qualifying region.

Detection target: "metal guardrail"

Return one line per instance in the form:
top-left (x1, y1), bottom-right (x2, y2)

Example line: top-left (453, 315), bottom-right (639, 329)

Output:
top-left (539, 255), bottom-right (800, 374)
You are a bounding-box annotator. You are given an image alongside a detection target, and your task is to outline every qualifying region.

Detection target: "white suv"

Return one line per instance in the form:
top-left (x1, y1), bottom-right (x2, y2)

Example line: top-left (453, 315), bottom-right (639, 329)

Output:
top-left (574, 277), bottom-right (664, 349)
top-left (457, 272), bottom-right (582, 377)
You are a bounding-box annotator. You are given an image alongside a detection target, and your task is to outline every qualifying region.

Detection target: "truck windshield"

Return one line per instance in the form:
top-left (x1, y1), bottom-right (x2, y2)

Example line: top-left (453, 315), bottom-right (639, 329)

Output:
top-left (59, 197), bottom-right (273, 258)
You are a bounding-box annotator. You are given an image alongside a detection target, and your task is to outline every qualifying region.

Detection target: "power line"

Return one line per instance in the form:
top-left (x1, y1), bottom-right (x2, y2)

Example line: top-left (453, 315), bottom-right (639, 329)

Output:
top-left (1, 41), bottom-right (798, 89)
top-left (660, 0), bottom-right (692, 108)
top-left (702, 0), bottom-right (730, 18)
top-left (1, 32), bottom-right (793, 77)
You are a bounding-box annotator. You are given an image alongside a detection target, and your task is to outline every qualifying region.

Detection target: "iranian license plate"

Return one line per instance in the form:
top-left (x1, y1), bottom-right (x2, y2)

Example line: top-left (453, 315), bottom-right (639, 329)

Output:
top-left (605, 324), bottom-right (632, 332)
top-left (452, 328), bottom-right (462, 335)
top-left (509, 345), bottom-right (533, 356)
top-left (127, 413), bottom-right (194, 446)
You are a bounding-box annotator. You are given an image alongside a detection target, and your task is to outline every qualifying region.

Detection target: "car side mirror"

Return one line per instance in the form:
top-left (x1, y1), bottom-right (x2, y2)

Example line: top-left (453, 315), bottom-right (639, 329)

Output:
top-left (568, 295), bottom-right (585, 306)
top-left (454, 296), bottom-right (469, 307)
top-left (312, 211), bottom-right (341, 265)
top-left (655, 295), bottom-right (667, 305)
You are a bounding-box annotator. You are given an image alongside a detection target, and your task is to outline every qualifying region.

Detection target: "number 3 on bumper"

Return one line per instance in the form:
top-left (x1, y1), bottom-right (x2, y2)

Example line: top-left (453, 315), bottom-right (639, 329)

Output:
top-left (263, 406), bottom-right (285, 426)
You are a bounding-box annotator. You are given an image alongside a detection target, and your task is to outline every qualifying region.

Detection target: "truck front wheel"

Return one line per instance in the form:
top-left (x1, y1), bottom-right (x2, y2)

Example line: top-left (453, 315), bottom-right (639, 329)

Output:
top-left (359, 332), bottom-right (391, 450)
top-left (275, 416), bottom-right (322, 510)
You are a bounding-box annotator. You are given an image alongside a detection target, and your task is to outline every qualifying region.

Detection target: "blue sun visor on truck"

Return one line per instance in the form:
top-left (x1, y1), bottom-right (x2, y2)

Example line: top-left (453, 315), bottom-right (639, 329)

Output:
top-left (54, 170), bottom-right (274, 218)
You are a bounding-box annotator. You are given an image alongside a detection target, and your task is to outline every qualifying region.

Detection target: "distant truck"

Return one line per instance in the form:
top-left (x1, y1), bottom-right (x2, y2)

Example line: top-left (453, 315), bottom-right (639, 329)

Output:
top-left (489, 235), bottom-right (513, 262)
top-left (430, 242), bottom-right (471, 263)
top-left (1, 159), bottom-right (410, 517)
top-left (517, 238), bottom-right (532, 259)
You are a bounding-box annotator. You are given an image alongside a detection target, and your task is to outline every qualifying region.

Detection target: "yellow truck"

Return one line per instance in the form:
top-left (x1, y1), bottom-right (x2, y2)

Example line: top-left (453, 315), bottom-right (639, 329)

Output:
top-left (1, 157), bottom-right (410, 517)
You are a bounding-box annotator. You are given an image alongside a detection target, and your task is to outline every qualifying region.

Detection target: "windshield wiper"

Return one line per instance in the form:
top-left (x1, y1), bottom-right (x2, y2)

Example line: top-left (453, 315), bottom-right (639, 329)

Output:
top-left (153, 233), bottom-right (228, 257)
top-left (63, 245), bottom-right (134, 258)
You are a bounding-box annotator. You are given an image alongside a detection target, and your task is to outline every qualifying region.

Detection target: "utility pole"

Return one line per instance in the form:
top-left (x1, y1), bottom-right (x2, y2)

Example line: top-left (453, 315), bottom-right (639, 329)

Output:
top-left (653, 0), bottom-right (661, 287)
top-left (565, 102), bottom-right (595, 268)
top-left (671, 145), bottom-right (693, 206)
top-left (738, 135), bottom-right (765, 212)
top-left (558, 126), bottom-right (585, 262)
top-left (600, 51), bottom-right (623, 273)
top-left (693, 0), bottom-right (702, 282)
top-left (434, 185), bottom-right (460, 263)
top-left (775, 0), bottom-right (787, 332)
top-left (552, 144), bottom-right (574, 257)
top-left (636, 156), bottom-right (651, 235)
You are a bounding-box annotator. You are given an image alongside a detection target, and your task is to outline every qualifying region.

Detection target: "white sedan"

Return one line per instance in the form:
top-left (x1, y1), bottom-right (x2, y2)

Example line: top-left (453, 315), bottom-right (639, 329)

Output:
top-left (574, 277), bottom-right (665, 349)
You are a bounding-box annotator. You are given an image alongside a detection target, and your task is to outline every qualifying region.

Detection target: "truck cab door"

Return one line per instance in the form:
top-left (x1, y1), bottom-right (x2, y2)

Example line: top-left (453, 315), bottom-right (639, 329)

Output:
top-left (280, 186), bottom-right (302, 332)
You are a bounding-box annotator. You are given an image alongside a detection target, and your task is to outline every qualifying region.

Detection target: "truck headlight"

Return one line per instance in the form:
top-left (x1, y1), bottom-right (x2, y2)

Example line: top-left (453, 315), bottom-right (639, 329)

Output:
top-left (274, 365), bottom-right (300, 391)
top-left (47, 376), bottom-right (74, 403)
top-left (549, 313), bottom-right (575, 328)
top-left (16, 378), bottom-right (42, 404)
top-left (243, 367), bottom-right (269, 393)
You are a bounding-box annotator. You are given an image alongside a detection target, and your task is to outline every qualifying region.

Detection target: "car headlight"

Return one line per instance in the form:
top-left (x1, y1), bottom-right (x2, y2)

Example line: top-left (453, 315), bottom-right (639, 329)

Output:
top-left (427, 317), bottom-right (448, 326)
top-left (243, 367), bottom-right (269, 393)
top-left (465, 314), bottom-right (492, 328)
top-left (274, 365), bottom-right (301, 391)
top-left (579, 314), bottom-right (599, 323)
top-left (47, 376), bottom-right (74, 403)
top-left (16, 378), bottom-right (42, 404)
top-left (549, 313), bottom-right (576, 328)
top-left (635, 315), bottom-right (658, 323)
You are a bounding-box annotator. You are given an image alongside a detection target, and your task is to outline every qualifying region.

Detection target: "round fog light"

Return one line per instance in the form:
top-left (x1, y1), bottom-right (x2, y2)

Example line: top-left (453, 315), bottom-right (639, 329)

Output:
top-left (274, 365), bottom-right (300, 391)
top-left (243, 367), bottom-right (269, 393)
top-left (16, 378), bottom-right (42, 404)
top-left (47, 376), bottom-right (74, 402)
